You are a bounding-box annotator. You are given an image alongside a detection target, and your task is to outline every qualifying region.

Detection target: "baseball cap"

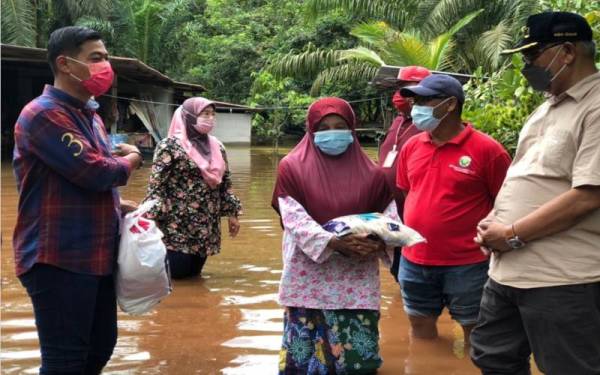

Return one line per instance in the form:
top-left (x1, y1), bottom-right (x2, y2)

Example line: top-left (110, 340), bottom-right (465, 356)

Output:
top-left (397, 66), bottom-right (431, 82)
top-left (400, 74), bottom-right (465, 104)
top-left (503, 11), bottom-right (593, 54)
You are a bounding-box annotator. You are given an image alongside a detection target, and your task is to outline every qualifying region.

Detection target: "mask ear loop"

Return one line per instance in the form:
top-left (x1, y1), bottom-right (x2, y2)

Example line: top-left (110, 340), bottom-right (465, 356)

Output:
top-left (63, 56), bottom-right (87, 82)
top-left (546, 45), bottom-right (567, 82)
top-left (432, 97), bottom-right (453, 122)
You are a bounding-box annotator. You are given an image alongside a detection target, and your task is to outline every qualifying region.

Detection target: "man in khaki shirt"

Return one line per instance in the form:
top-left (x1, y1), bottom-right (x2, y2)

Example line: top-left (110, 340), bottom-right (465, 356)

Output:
top-left (470, 12), bottom-right (600, 375)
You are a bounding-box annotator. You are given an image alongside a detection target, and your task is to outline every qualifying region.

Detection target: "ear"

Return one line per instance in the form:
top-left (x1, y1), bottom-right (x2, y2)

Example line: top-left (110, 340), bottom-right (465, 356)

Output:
top-left (446, 97), bottom-right (458, 113)
top-left (55, 55), bottom-right (72, 74)
top-left (562, 42), bottom-right (576, 65)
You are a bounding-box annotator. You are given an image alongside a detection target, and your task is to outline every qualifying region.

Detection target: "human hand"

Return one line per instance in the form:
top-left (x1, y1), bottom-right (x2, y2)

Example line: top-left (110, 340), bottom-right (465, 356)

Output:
top-left (228, 216), bottom-right (240, 238)
top-left (476, 220), bottom-right (512, 253)
top-left (112, 143), bottom-right (141, 157)
top-left (330, 233), bottom-right (384, 257)
top-left (120, 199), bottom-right (139, 215)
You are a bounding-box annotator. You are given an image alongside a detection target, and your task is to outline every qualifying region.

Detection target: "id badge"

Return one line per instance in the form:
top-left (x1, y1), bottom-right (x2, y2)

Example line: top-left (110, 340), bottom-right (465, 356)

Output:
top-left (382, 149), bottom-right (398, 168)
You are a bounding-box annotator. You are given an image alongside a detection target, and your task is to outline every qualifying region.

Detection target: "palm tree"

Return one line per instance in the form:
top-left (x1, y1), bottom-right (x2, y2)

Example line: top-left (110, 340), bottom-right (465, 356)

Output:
top-left (277, 0), bottom-right (537, 89)
top-left (1, 0), bottom-right (122, 48)
top-left (1, 0), bottom-right (37, 46)
top-left (268, 10), bottom-right (482, 95)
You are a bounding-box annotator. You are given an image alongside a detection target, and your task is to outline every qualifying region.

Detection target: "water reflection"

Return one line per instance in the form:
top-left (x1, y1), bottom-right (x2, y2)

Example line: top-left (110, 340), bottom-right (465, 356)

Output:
top-left (1, 146), bottom-right (539, 374)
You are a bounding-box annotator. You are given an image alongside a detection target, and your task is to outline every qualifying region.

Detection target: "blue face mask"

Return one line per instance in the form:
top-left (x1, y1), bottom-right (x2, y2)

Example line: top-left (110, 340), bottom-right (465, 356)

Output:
top-left (314, 129), bottom-right (354, 156)
top-left (411, 98), bottom-right (451, 132)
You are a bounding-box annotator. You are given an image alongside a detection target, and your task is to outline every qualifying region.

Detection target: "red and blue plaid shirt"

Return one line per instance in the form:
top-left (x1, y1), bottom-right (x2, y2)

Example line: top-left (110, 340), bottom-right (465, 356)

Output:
top-left (12, 85), bottom-right (132, 276)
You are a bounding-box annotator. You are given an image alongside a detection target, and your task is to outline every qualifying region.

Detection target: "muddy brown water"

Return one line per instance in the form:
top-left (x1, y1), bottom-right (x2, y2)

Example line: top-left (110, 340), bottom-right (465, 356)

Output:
top-left (1, 146), bottom-right (540, 374)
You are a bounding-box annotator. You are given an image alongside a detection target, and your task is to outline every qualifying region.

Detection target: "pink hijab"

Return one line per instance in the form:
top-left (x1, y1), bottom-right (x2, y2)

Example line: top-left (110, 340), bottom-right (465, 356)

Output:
top-left (272, 97), bottom-right (392, 225)
top-left (168, 97), bottom-right (226, 189)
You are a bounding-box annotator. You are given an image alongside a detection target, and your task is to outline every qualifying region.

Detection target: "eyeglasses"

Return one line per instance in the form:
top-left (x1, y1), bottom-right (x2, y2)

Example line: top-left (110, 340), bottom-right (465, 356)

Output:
top-left (521, 43), bottom-right (562, 65)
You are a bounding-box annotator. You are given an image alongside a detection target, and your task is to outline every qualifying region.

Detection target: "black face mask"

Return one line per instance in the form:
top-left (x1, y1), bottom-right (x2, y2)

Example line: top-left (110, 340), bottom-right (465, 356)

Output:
top-left (521, 46), bottom-right (566, 92)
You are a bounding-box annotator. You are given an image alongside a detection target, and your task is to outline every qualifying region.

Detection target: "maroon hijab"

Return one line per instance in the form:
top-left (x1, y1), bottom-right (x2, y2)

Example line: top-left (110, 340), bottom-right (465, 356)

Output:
top-left (272, 97), bottom-right (392, 225)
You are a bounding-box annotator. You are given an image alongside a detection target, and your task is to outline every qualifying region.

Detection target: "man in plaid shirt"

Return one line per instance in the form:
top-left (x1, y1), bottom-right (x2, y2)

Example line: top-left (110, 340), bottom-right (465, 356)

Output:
top-left (13, 26), bottom-right (142, 374)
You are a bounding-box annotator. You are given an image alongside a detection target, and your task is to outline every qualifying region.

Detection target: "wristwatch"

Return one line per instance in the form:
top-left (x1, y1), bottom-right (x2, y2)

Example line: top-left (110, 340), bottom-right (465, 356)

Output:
top-left (505, 224), bottom-right (526, 249)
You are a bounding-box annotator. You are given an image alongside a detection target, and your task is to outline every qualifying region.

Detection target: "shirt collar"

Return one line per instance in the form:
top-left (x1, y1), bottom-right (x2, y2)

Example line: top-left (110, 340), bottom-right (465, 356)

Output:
top-left (419, 122), bottom-right (473, 145)
top-left (43, 84), bottom-right (89, 110)
top-left (549, 71), bottom-right (600, 106)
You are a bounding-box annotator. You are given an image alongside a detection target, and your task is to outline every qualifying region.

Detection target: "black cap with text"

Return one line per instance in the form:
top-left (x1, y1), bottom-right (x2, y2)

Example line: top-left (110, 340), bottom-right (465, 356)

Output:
top-left (503, 11), bottom-right (593, 54)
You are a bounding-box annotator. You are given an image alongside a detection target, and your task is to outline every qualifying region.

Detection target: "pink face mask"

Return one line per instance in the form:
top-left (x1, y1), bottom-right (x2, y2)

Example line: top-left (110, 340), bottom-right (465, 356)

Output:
top-left (193, 117), bottom-right (215, 134)
top-left (67, 57), bottom-right (114, 97)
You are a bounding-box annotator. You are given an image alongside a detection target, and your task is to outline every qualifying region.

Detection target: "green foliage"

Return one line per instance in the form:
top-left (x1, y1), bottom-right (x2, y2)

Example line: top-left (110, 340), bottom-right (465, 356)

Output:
top-left (249, 72), bottom-right (314, 146)
top-left (1, 0), bottom-right (36, 46)
top-left (304, 0), bottom-right (418, 30)
top-left (269, 10), bottom-right (481, 97)
top-left (463, 55), bottom-right (544, 155)
top-left (2, 0), bottom-right (596, 145)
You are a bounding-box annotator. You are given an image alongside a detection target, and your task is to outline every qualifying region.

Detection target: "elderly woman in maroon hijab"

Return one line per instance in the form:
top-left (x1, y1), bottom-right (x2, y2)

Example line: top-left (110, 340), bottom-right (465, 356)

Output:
top-left (143, 97), bottom-right (242, 279)
top-left (272, 97), bottom-right (396, 374)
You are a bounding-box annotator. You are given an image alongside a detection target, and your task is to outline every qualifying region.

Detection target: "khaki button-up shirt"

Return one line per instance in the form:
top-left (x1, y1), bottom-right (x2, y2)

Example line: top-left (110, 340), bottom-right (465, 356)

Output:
top-left (490, 72), bottom-right (600, 288)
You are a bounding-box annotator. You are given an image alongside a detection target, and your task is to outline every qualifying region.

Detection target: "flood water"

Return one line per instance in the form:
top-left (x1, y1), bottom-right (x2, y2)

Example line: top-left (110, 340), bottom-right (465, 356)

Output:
top-left (1, 146), bottom-right (540, 374)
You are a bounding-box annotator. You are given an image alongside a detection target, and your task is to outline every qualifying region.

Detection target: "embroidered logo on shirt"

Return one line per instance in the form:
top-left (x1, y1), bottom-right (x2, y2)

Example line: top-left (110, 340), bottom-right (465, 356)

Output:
top-left (61, 132), bottom-right (83, 157)
top-left (458, 155), bottom-right (472, 168)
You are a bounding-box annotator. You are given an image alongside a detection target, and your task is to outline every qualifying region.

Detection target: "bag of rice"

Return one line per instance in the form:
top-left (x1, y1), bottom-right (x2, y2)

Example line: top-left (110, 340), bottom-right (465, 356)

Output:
top-left (322, 212), bottom-right (426, 247)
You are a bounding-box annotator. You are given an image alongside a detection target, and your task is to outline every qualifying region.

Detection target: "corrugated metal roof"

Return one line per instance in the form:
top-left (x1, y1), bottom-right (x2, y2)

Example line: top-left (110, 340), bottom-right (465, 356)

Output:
top-left (1, 43), bottom-right (206, 92)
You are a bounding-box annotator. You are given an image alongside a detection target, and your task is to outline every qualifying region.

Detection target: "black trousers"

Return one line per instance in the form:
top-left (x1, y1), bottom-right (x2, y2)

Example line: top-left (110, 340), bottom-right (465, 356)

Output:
top-left (167, 250), bottom-right (208, 279)
top-left (470, 278), bottom-right (600, 375)
top-left (19, 264), bottom-right (117, 375)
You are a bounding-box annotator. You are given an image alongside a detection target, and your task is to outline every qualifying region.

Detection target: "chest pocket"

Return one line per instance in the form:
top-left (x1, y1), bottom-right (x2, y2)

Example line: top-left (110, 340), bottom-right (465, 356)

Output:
top-left (539, 127), bottom-right (575, 178)
top-left (446, 162), bottom-right (484, 196)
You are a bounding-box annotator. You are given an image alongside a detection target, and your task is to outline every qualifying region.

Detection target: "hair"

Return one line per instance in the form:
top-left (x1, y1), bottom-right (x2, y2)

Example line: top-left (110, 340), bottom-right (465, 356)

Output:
top-left (47, 26), bottom-right (102, 74)
top-left (579, 40), bottom-right (597, 61)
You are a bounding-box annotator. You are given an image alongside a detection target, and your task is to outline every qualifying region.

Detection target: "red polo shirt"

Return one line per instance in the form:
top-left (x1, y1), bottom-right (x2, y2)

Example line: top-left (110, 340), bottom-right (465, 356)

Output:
top-left (396, 123), bottom-right (511, 266)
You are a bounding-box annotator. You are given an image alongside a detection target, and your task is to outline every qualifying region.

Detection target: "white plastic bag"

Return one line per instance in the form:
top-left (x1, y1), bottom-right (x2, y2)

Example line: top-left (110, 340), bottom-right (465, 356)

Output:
top-left (322, 212), bottom-right (426, 247)
top-left (115, 199), bottom-right (171, 315)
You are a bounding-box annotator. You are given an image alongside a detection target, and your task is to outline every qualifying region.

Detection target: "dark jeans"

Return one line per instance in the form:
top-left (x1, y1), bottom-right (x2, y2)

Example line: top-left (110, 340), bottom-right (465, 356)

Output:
top-left (470, 278), bottom-right (600, 375)
top-left (167, 250), bottom-right (207, 279)
top-left (19, 263), bottom-right (117, 375)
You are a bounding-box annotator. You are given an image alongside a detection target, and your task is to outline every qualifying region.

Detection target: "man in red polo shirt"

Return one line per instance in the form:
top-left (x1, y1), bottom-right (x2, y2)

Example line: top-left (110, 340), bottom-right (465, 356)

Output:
top-left (395, 74), bottom-right (511, 345)
top-left (378, 65), bottom-right (431, 281)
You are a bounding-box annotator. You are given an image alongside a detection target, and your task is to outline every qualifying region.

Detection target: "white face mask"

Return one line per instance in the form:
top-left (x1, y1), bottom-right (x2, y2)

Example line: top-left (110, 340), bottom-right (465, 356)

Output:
top-left (410, 98), bottom-right (451, 132)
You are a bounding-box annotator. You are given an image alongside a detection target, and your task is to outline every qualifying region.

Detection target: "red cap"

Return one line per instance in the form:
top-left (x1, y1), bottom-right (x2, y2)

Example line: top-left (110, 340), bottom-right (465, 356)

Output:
top-left (397, 66), bottom-right (431, 82)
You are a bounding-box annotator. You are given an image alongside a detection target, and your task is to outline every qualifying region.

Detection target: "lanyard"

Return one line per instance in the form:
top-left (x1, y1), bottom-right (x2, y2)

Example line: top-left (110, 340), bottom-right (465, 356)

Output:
top-left (391, 118), bottom-right (413, 152)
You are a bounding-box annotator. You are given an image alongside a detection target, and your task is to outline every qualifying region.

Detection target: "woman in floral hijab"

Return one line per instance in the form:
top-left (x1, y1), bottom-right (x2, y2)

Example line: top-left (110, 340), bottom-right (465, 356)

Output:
top-left (143, 97), bottom-right (242, 278)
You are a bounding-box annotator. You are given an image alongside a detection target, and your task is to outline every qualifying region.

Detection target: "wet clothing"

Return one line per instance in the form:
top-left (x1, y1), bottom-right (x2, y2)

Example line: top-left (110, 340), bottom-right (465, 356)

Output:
top-left (144, 137), bottom-right (241, 257)
top-left (279, 307), bottom-right (382, 374)
top-left (167, 250), bottom-right (207, 279)
top-left (19, 264), bottom-right (117, 375)
top-left (471, 279), bottom-right (600, 375)
top-left (397, 124), bottom-right (511, 266)
top-left (273, 98), bottom-right (395, 374)
top-left (12, 85), bottom-right (131, 276)
top-left (398, 256), bottom-right (488, 326)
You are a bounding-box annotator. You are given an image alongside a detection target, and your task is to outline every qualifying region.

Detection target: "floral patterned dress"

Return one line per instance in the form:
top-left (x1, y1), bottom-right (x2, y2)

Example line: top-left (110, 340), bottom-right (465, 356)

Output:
top-left (277, 196), bottom-right (397, 374)
top-left (144, 136), bottom-right (242, 256)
